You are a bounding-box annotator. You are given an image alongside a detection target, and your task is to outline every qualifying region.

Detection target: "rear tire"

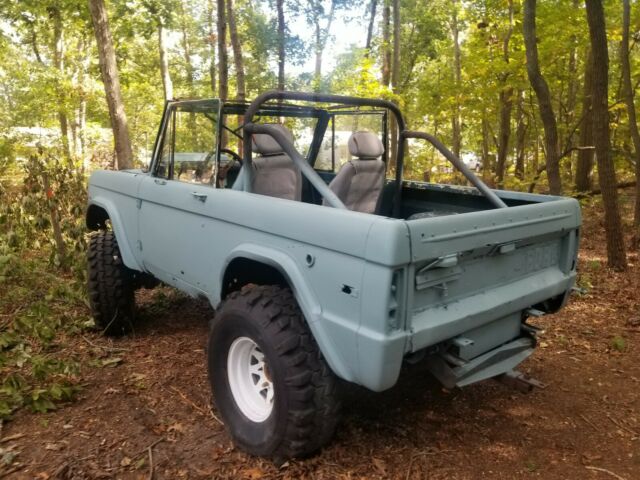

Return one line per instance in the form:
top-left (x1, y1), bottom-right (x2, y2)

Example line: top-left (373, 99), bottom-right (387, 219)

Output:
top-left (87, 231), bottom-right (135, 336)
top-left (208, 285), bottom-right (341, 460)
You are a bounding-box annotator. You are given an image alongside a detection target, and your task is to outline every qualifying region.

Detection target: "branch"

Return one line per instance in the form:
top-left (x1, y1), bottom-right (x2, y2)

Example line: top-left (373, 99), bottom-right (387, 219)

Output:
top-left (24, 20), bottom-right (45, 65)
top-left (527, 164), bottom-right (547, 193)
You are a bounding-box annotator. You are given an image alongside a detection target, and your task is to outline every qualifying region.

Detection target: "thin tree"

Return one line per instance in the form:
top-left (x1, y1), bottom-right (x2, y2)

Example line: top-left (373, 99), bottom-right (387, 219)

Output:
top-left (364, 0), bottom-right (378, 55)
top-left (207, 0), bottom-right (218, 95)
top-left (621, 0), bottom-right (640, 246)
top-left (277, 0), bottom-right (285, 91)
top-left (217, 0), bottom-right (228, 101)
top-left (87, 0), bottom-right (134, 170)
top-left (514, 89), bottom-right (527, 180)
top-left (450, 0), bottom-right (462, 158)
top-left (307, 0), bottom-right (338, 90)
top-left (227, 0), bottom-right (245, 101)
top-left (522, 0), bottom-right (562, 194)
top-left (481, 117), bottom-right (491, 177)
top-left (158, 18), bottom-right (173, 101)
top-left (381, 0), bottom-right (391, 86)
top-left (389, 0), bottom-right (400, 162)
top-left (562, 0), bottom-right (580, 174)
top-left (575, 50), bottom-right (594, 192)
top-left (49, 6), bottom-right (72, 161)
top-left (227, 0), bottom-right (245, 154)
top-left (391, 0), bottom-right (400, 92)
top-left (496, 0), bottom-right (515, 186)
top-left (585, 0), bottom-right (627, 270)
top-left (207, 0), bottom-right (217, 95)
top-left (179, 4), bottom-right (195, 98)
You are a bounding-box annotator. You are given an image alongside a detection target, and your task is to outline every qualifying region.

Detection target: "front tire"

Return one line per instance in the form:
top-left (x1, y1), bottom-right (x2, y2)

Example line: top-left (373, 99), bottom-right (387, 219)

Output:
top-left (87, 231), bottom-right (135, 336)
top-left (208, 285), bottom-right (341, 460)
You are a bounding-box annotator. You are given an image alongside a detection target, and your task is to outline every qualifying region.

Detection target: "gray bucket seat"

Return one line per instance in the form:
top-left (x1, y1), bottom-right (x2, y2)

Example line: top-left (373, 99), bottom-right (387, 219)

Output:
top-left (251, 124), bottom-right (302, 201)
top-left (324, 131), bottom-right (385, 214)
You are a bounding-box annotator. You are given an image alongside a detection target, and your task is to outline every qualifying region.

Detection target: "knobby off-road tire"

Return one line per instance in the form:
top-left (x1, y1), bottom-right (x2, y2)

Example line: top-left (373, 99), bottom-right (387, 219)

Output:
top-left (208, 285), bottom-right (341, 460)
top-left (87, 231), bottom-right (135, 336)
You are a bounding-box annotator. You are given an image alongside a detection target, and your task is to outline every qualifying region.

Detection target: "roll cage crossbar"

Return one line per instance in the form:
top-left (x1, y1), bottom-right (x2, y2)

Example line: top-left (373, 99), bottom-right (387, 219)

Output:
top-left (242, 90), bottom-right (507, 214)
top-left (402, 131), bottom-right (507, 209)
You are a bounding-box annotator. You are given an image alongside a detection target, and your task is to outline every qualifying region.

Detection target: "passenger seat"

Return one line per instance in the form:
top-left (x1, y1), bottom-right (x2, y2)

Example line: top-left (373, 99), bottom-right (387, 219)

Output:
top-left (324, 131), bottom-right (385, 214)
top-left (251, 124), bottom-right (302, 201)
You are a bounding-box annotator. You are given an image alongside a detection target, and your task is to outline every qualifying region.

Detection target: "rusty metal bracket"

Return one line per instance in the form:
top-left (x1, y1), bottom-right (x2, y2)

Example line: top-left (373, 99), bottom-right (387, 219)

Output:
top-left (496, 370), bottom-right (547, 393)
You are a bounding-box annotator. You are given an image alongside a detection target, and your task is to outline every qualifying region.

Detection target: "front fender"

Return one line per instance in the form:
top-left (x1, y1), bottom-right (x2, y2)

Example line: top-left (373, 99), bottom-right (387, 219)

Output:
top-left (221, 244), bottom-right (357, 384)
top-left (86, 197), bottom-right (143, 272)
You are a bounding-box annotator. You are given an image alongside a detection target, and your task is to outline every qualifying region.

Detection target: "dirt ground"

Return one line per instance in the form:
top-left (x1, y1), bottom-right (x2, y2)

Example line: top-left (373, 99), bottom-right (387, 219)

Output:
top-left (2, 192), bottom-right (639, 480)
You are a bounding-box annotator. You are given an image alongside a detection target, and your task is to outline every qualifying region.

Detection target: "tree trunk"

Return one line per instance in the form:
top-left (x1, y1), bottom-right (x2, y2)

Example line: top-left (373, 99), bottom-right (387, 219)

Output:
top-left (79, 92), bottom-right (87, 170)
top-left (496, 0), bottom-right (515, 186)
top-left (179, 7), bottom-right (195, 97)
top-left (207, 0), bottom-right (216, 95)
top-left (585, 0), bottom-right (627, 270)
top-left (365, 0), bottom-right (378, 54)
top-left (391, 0), bottom-right (400, 91)
top-left (496, 88), bottom-right (513, 186)
top-left (314, 22), bottom-right (322, 90)
top-left (50, 7), bottom-right (72, 161)
top-left (216, 0), bottom-right (228, 102)
top-left (515, 90), bottom-right (527, 180)
top-left (564, 5), bottom-right (579, 177)
top-left (381, 0), bottom-right (391, 86)
top-left (88, 0), bottom-right (134, 170)
top-left (227, 0), bottom-right (245, 101)
top-left (621, 0), bottom-right (640, 246)
top-left (451, 0), bottom-right (462, 158)
top-left (42, 170), bottom-right (67, 265)
top-left (575, 50), bottom-right (594, 192)
top-left (481, 116), bottom-right (490, 177)
top-left (312, 0), bottom-right (336, 90)
top-left (277, 0), bottom-right (285, 91)
top-left (77, 36), bottom-right (89, 169)
top-left (227, 0), bottom-right (245, 153)
top-left (158, 21), bottom-right (173, 101)
top-left (389, 0), bottom-right (400, 162)
top-left (179, 6), bottom-right (197, 145)
top-left (522, 0), bottom-right (562, 194)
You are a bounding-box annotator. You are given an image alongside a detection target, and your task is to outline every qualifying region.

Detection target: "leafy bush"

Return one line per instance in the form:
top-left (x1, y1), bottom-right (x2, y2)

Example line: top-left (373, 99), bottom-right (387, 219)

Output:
top-left (0, 148), bottom-right (90, 419)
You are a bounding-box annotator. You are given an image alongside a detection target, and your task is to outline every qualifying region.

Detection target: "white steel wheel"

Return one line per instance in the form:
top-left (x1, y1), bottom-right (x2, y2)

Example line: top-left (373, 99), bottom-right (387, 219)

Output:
top-left (227, 336), bottom-right (274, 422)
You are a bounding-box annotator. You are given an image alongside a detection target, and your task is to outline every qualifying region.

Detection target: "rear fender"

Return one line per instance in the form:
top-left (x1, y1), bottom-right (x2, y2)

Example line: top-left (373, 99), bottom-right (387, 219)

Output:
top-left (221, 244), bottom-right (356, 383)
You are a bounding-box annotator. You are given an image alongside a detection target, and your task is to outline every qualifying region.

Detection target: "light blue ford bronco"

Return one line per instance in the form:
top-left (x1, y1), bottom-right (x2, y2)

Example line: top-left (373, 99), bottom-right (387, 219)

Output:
top-left (86, 91), bottom-right (581, 459)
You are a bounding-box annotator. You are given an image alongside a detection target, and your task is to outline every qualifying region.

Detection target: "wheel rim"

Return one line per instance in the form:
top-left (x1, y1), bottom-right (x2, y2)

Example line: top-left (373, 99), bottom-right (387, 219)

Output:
top-left (227, 336), bottom-right (274, 422)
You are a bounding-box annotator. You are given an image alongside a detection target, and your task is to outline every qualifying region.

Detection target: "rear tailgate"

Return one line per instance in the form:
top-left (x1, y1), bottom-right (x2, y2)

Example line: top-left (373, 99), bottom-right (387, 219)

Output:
top-left (406, 198), bottom-right (581, 352)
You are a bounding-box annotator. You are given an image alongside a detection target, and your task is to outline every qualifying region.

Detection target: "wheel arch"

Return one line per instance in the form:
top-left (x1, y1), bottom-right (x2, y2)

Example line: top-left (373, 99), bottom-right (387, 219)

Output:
top-left (86, 204), bottom-right (111, 230)
top-left (220, 245), bottom-right (356, 384)
top-left (85, 200), bottom-right (143, 271)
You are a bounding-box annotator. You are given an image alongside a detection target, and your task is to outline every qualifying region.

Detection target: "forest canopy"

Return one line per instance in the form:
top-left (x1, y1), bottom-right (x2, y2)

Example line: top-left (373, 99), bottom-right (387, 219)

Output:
top-left (0, 0), bottom-right (639, 268)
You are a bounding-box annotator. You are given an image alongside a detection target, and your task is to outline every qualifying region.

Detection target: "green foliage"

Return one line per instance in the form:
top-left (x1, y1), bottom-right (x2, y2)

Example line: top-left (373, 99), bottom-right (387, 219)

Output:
top-left (0, 147), bottom-right (90, 419)
top-left (610, 335), bottom-right (626, 353)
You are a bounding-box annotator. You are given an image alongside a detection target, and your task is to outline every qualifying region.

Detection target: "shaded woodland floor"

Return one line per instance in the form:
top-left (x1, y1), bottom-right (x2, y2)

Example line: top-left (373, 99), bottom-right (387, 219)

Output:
top-left (2, 191), bottom-right (639, 479)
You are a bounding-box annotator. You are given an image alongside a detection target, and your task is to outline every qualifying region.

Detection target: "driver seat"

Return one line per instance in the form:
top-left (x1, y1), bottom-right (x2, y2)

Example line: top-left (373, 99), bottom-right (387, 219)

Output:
top-left (250, 124), bottom-right (302, 201)
top-left (324, 131), bottom-right (385, 214)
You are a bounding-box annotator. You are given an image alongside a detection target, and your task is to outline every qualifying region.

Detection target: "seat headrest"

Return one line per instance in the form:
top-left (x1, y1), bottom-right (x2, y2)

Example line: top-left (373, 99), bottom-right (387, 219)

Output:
top-left (252, 124), bottom-right (294, 156)
top-left (348, 131), bottom-right (384, 160)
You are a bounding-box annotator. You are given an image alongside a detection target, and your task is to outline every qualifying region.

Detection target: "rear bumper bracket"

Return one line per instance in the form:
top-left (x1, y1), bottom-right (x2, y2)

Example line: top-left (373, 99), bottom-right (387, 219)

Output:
top-left (425, 336), bottom-right (535, 389)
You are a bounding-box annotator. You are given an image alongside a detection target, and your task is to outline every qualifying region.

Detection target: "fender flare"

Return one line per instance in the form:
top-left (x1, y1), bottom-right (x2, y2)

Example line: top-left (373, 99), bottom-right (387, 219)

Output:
top-left (86, 198), bottom-right (143, 272)
top-left (221, 244), bottom-right (356, 383)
